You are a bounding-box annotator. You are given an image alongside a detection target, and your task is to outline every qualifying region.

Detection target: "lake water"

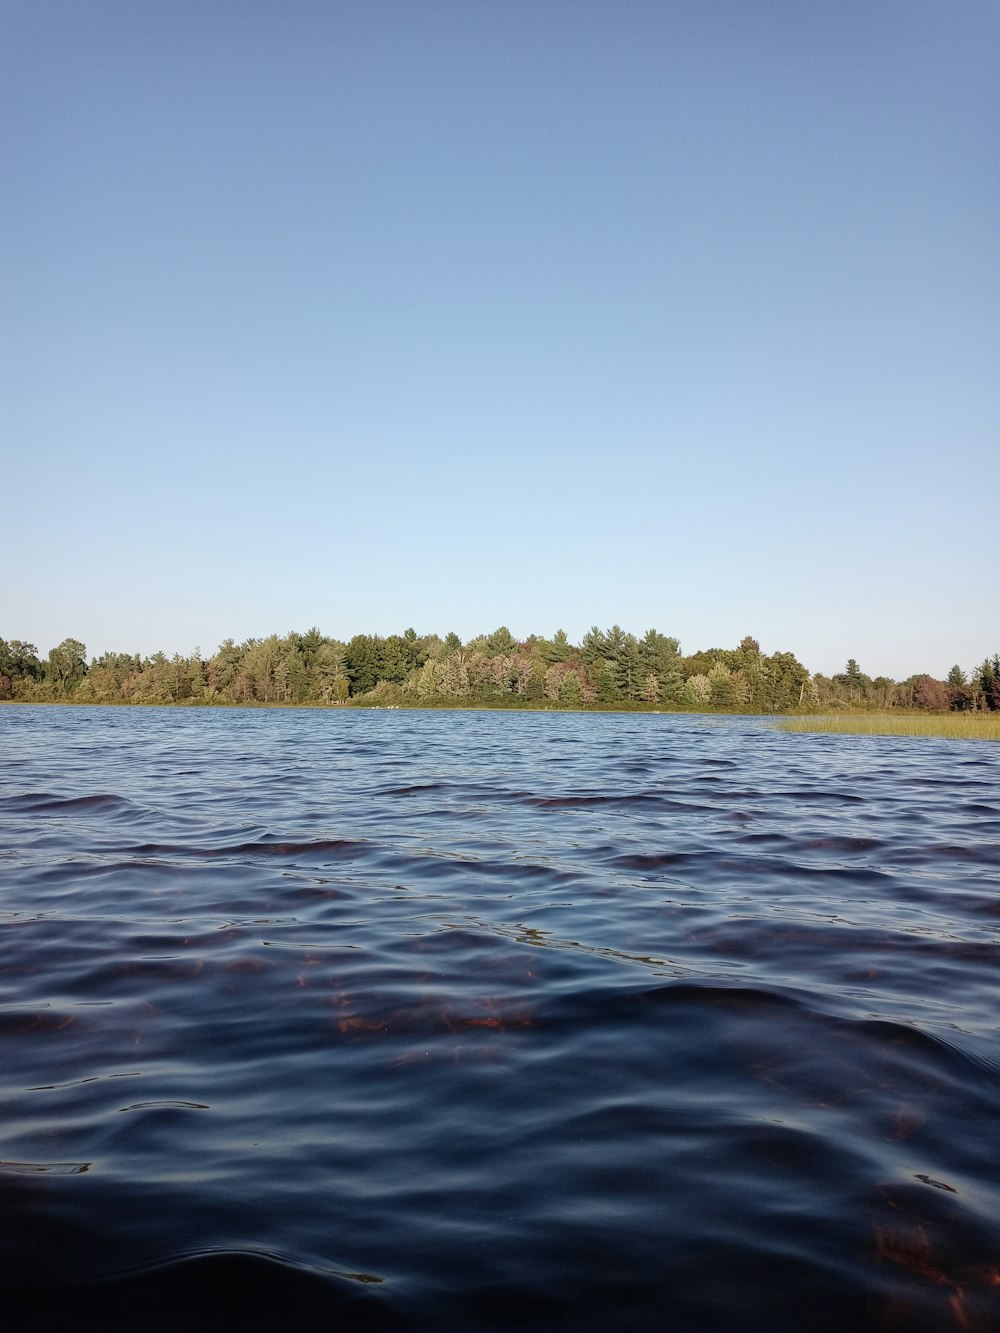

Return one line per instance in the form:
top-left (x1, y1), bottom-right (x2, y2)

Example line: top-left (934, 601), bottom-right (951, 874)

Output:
top-left (1, 704), bottom-right (999, 1331)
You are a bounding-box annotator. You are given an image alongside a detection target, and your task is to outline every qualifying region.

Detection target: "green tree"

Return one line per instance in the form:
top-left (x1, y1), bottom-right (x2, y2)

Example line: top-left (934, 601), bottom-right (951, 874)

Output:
top-left (313, 641), bottom-right (347, 695)
top-left (592, 658), bottom-right (621, 705)
top-left (618, 633), bottom-right (644, 700)
top-left (559, 671), bottom-right (583, 707)
top-left (762, 651), bottom-right (810, 712)
top-left (439, 653), bottom-right (470, 697)
top-left (380, 635), bottom-right (412, 684)
top-left (640, 629), bottom-right (681, 679)
top-left (296, 626), bottom-right (326, 667)
top-left (415, 659), bottom-right (441, 700)
top-left (91, 651), bottom-right (138, 685)
top-left (866, 676), bottom-right (893, 709)
top-left (237, 636), bottom-right (287, 702)
top-left (536, 629), bottom-right (572, 664)
top-left (841, 658), bottom-right (872, 706)
top-left (946, 664), bottom-right (975, 712)
top-left (344, 635), bottom-right (384, 695)
top-left (658, 670), bottom-right (687, 706)
top-left (48, 638), bottom-right (87, 690)
top-left (170, 652), bottom-right (195, 701)
top-left (484, 626), bottom-right (516, 657)
top-left (581, 626), bottom-right (607, 665)
top-left (0, 640), bottom-right (41, 680)
top-left (684, 674), bottom-right (712, 707)
top-left (980, 656), bottom-right (1000, 711)
top-left (681, 649), bottom-right (728, 679)
top-left (583, 626), bottom-right (643, 700)
top-left (708, 662), bottom-right (748, 709)
top-left (402, 628), bottom-right (432, 671)
top-left (206, 639), bottom-right (243, 695)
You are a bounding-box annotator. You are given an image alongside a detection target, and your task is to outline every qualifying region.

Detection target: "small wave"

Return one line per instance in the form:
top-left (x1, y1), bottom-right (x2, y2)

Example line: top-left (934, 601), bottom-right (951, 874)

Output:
top-left (5, 1248), bottom-right (395, 1333)
top-left (5, 792), bottom-right (137, 814)
top-left (377, 852), bottom-right (578, 886)
top-left (848, 1017), bottom-right (1000, 1085)
top-left (527, 793), bottom-right (688, 810)
top-left (608, 851), bottom-right (703, 870)
top-left (121, 838), bottom-right (371, 860)
top-left (382, 782), bottom-right (451, 795)
top-left (772, 788), bottom-right (866, 805)
top-left (893, 842), bottom-right (1000, 867)
top-left (540, 981), bottom-right (808, 1030)
top-left (800, 836), bottom-right (883, 852)
top-left (608, 849), bottom-right (888, 884)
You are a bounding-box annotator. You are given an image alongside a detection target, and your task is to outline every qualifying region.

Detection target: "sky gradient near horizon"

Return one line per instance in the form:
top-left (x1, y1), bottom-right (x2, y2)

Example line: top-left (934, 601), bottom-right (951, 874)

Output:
top-left (3, 0), bottom-right (997, 680)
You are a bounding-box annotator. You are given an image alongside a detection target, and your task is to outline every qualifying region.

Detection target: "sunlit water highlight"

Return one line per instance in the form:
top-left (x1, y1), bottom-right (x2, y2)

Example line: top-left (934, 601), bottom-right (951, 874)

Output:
top-left (1, 705), bottom-right (999, 1331)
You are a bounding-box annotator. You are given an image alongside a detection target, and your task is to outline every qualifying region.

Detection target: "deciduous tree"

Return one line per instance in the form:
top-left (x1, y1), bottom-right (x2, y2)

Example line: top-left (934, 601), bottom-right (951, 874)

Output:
top-left (48, 638), bottom-right (87, 690)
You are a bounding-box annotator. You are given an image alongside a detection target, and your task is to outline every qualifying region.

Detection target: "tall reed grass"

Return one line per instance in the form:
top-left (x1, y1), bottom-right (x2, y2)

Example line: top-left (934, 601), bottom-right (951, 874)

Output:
top-left (780, 713), bottom-right (1000, 741)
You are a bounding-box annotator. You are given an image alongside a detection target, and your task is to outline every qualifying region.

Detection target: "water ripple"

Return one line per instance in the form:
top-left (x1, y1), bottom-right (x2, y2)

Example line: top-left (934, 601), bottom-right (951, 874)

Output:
top-left (1, 705), bottom-right (999, 1331)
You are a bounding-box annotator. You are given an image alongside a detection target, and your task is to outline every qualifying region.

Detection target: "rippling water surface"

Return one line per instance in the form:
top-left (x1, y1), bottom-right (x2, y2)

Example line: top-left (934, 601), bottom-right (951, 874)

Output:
top-left (2, 705), bottom-right (999, 1331)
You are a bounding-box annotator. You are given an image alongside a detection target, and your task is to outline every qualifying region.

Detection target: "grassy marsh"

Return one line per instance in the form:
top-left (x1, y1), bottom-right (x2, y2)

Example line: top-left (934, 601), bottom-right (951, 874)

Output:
top-left (780, 713), bottom-right (1000, 741)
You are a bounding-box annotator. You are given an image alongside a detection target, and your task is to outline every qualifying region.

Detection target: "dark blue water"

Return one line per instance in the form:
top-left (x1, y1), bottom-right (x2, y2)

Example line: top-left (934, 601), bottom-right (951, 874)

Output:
top-left (2, 705), bottom-right (999, 1331)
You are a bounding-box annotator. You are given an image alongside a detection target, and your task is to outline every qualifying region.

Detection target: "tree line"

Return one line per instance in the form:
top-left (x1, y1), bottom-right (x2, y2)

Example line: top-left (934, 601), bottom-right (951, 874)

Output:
top-left (1, 630), bottom-right (997, 714)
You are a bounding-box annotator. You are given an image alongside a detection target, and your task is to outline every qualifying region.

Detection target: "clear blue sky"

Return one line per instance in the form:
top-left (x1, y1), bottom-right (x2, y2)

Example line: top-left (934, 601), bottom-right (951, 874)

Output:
top-left (3, 0), bottom-right (997, 679)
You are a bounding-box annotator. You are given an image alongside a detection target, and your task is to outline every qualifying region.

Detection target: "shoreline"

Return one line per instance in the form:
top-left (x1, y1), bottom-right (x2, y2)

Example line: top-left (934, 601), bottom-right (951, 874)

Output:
top-left (3, 698), bottom-right (997, 738)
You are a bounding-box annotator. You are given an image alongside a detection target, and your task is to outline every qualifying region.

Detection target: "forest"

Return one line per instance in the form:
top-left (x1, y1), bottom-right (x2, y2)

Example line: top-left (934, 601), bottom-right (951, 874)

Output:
top-left (2, 628), bottom-right (998, 715)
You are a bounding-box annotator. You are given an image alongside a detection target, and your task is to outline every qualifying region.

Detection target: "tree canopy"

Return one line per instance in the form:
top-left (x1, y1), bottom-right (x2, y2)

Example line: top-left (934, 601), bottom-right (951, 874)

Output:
top-left (2, 629), bottom-right (992, 714)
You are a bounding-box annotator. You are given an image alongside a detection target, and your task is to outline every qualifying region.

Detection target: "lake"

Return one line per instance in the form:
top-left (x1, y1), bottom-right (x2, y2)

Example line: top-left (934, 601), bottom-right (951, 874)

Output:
top-left (1, 704), bottom-right (999, 1331)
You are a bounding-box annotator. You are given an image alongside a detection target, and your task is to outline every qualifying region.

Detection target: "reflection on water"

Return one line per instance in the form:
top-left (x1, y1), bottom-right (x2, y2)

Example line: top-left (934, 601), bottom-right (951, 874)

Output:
top-left (1, 705), bottom-right (999, 1331)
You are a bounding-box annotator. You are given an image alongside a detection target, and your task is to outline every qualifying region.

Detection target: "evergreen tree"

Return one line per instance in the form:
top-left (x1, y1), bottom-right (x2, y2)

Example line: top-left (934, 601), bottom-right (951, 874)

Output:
top-left (614, 631), bottom-right (644, 700)
top-left (485, 626), bottom-right (516, 657)
top-left (559, 671), bottom-right (583, 707)
top-left (592, 658), bottom-right (621, 704)
top-left (536, 628), bottom-right (572, 663)
top-left (581, 626), bottom-right (607, 664)
top-left (344, 635), bottom-right (384, 695)
top-left (640, 629), bottom-right (681, 680)
top-left (980, 656), bottom-right (1000, 711)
